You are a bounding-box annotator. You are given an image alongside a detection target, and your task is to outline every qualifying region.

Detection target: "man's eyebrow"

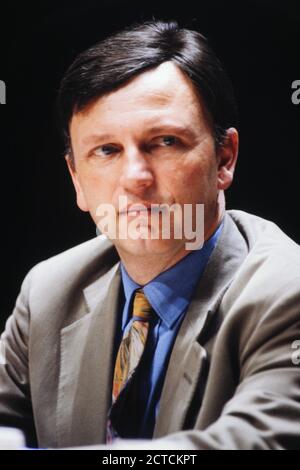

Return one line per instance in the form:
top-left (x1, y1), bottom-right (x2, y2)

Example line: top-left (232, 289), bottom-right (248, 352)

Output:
top-left (82, 133), bottom-right (115, 146)
top-left (81, 124), bottom-right (199, 146)
top-left (146, 125), bottom-right (199, 140)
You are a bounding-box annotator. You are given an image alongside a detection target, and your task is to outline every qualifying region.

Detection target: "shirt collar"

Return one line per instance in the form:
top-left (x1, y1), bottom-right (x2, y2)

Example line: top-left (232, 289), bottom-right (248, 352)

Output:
top-left (120, 219), bottom-right (224, 329)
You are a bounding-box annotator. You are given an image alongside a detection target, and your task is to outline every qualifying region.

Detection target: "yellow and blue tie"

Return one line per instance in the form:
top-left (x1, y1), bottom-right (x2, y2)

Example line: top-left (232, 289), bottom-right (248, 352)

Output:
top-left (106, 288), bottom-right (154, 442)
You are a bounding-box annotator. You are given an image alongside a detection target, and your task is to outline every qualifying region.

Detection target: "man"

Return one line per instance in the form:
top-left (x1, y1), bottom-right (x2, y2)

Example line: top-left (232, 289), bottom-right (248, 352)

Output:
top-left (0, 20), bottom-right (300, 450)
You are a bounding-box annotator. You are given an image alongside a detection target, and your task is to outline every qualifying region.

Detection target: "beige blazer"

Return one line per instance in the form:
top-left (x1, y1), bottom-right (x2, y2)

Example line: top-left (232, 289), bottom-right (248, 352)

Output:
top-left (0, 210), bottom-right (300, 449)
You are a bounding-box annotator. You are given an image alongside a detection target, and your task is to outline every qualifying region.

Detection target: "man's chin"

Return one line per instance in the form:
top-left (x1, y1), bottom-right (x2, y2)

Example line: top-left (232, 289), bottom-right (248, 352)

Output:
top-left (112, 236), bottom-right (186, 257)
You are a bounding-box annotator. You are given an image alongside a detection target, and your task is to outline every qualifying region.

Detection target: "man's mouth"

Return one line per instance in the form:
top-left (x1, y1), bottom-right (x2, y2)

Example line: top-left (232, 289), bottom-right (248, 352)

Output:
top-left (119, 204), bottom-right (162, 216)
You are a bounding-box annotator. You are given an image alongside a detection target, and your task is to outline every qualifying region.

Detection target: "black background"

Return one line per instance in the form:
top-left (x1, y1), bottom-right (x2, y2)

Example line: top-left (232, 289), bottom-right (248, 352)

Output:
top-left (0, 0), bottom-right (299, 329)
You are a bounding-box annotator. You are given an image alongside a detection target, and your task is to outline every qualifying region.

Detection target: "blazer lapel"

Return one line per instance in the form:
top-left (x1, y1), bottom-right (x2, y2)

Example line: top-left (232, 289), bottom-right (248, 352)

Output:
top-left (153, 213), bottom-right (249, 438)
top-left (56, 259), bottom-right (122, 447)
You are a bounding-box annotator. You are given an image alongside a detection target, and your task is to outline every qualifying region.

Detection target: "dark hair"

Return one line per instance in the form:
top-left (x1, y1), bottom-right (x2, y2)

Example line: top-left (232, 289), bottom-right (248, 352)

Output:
top-left (57, 20), bottom-right (238, 162)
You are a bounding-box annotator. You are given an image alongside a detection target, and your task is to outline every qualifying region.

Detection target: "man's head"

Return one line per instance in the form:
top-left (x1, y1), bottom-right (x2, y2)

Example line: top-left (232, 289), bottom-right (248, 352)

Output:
top-left (57, 21), bottom-right (238, 262)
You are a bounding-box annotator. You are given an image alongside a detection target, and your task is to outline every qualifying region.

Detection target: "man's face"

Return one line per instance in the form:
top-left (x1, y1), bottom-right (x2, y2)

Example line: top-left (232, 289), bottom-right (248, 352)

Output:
top-left (68, 61), bottom-right (237, 258)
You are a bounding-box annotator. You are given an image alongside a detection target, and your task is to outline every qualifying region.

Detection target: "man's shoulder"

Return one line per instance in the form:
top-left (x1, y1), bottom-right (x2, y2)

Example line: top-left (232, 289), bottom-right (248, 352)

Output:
top-left (26, 234), bottom-right (119, 290)
top-left (227, 209), bottom-right (300, 260)
top-left (224, 210), bottom-right (300, 310)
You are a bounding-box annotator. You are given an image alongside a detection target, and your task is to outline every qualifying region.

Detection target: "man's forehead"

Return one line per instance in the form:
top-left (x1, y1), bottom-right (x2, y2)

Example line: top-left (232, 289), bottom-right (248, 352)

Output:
top-left (69, 62), bottom-right (213, 146)
top-left (72, 64), bottom-right (202, 126)
top-left (125, 62), bottom-right (194, 100)
top-left (85, 62), bottom-right (198, 112)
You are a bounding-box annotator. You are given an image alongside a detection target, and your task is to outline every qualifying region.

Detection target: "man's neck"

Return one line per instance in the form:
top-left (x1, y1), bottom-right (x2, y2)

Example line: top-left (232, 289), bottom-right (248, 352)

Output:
top-left (118, 245), bottom-right (194, 286)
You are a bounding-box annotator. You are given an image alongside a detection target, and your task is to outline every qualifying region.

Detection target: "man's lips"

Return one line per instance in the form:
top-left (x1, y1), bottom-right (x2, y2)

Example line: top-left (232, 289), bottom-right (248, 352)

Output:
top-left (119, 208), bottom-right (156, 217)
top-left (119, 204), bottom-right (162, 215)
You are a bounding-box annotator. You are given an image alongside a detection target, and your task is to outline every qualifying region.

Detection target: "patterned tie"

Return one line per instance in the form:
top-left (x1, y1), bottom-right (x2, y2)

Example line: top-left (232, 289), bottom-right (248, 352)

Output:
top-left (106, 288), bottom-right (154, 442)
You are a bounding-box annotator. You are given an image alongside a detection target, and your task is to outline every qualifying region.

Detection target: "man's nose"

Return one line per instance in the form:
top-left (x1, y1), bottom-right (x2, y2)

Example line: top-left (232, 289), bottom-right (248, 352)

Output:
top-left (119, 146), bottom-right (155, 193)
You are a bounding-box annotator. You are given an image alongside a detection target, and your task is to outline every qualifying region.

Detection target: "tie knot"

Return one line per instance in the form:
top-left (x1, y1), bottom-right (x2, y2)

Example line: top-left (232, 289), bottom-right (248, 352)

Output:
top-left (132, 289), bottom-right (153, 321)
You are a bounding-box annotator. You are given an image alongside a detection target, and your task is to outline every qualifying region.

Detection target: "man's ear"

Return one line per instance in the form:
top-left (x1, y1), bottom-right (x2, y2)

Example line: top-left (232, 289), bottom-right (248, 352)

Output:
top-left (217, 127), bottom-right (239, 190)
top-left (65, 154), bottom-right (89, 212)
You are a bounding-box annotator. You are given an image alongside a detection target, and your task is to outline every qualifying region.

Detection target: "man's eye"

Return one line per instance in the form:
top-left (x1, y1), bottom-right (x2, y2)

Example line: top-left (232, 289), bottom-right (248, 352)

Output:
top-left (146, 135), bottom-right (181, 154)
top-left (157, 136), bottom-right (178, 146)
top-left (94, 145), bottom-right (118, 156)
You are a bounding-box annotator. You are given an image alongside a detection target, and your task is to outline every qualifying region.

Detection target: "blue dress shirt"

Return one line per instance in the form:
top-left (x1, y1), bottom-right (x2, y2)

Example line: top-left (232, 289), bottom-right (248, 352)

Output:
top-left (115, 221), bottom-right (223, 438)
